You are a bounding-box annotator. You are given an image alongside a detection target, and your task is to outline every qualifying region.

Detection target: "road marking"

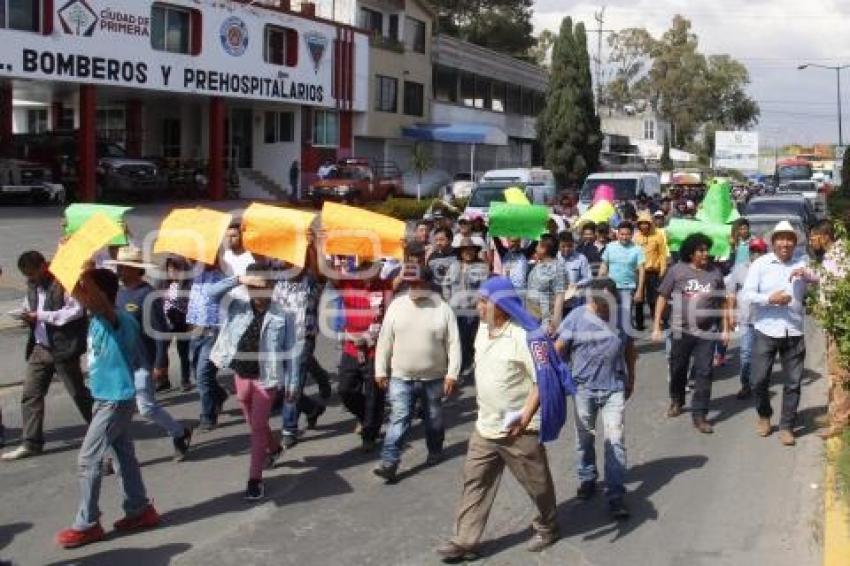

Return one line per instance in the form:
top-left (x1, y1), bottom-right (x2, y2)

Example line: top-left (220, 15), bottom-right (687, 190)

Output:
top-left (824, 436), bottom-right (850, 566)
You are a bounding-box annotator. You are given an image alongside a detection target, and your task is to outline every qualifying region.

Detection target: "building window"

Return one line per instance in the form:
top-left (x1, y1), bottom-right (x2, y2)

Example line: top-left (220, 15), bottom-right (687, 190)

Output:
top-left (26, 108), bottom-right (47, 133)
top-left (388, 14), bottom-right (399, 41)
top-left (264, 111), bottom-right (295, 144)
top-left (460, 72), bottom-right (475, 107)
top-left (474, 77), bottom-right (491, 110)
top-left (375, 75), bottom-right (398, 113)
top-left (358, 7), bottom-right (383, 35)
top-left (403, 81), bottom-right (424, 117)
top-left (521, 88), bottom-right (534, 116)
top-left (644, 119), bottom-right (655, 140)
top-left (404, 17), bottom-right (426, 53)
top-left (152, 3), bottom-right (192, 54)
top-left (506, 84), bottom-right (521, 114)
top-left (96, 107), bottom-right (127, 145)
top-left (162, 118), bottom-right (181, 158)
top-left (313, 110), bottom-right (338, 147)
top-left (58, 107), bottom-right (74, 130)
top-left (491, 81), bottom-right (505, 113)
top-left (264, 25), bottom-right (297, 66)
top-left (434, 65), bottom-right (458, 103)
top-left (0, 0), bottom-right (40, 31)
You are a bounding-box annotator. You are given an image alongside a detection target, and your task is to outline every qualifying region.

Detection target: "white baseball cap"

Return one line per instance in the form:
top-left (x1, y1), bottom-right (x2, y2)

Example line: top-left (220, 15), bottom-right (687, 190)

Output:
top-left (771, 220), bottom-right (797, 241)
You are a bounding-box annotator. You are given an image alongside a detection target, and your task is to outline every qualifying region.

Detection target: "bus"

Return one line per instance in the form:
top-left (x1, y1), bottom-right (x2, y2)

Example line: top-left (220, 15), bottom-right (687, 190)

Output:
top-left (775, 158), bottom-right (813, 185)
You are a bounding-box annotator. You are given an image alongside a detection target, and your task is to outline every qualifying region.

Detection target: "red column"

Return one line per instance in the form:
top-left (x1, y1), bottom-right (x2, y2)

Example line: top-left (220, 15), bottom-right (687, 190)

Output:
top-left (208, 97), bottom-right (225, 201)
top-left (338, 110), bottom-right (352, 159)
top-left (78, 84), bottom-right (97, 202)
top-left (125, 100), bottom-right (142, 157)
top-left (50, 102), bottom-right (63, 130)
top-left (0, 83), bottom-right (12, 155)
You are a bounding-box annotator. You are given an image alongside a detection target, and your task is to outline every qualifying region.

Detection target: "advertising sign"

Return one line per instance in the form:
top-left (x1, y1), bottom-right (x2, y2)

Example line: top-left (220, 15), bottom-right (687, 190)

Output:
top-left (0, 0), bottom-right (367, 111)
top-left (714, 131), bottom-right (760, 171)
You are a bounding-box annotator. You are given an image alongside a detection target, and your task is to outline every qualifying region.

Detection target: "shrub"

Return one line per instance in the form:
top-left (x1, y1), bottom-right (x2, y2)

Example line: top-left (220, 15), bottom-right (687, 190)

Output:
top-left (369, 197), bottom-right (436, 220)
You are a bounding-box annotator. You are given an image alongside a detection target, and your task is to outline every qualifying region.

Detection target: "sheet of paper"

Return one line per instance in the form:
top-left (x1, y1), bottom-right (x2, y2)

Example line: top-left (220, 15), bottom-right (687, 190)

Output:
top-left (153, 208), bottom-right (233, 266)
top-left (321, 202), bottom-right (406, 261)
top-left (242, 203), bottom-right (316, 267)
top-left (488, 202), bottom-right (549, 240)
top-left (50, 213), bottom-right (123, 292)
top-left (501, 409), bottom-right (524, 432)
top-left (64, 203), bottom-right (132, 246)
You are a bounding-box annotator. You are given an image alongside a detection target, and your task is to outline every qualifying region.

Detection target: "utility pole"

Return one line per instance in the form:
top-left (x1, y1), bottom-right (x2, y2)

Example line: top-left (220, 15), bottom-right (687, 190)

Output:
top-left (590, 6), bottom-right (615, 115)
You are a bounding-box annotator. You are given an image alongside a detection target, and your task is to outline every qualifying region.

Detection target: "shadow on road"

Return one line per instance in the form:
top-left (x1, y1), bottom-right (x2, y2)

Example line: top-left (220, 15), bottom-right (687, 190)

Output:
top-left (44, 542), bottom-right (191, 566)
top-left (0, 522), bottom-right (31, 552)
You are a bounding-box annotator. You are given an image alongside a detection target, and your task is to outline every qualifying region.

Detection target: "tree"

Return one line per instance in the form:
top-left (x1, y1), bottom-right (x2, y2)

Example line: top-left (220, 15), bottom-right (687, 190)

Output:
top-left (432, 0), bottom-right (536, 61)
top-left (537, 17), bottom-right (602, 186)
top-left (660, 136), bottom-right (673, 170)
top-left (529, 29), bottom-right (556, 67)
top-left (410, 143), bottom-right (433, 201)
top-left (602, 16), bottom-right (760, 148)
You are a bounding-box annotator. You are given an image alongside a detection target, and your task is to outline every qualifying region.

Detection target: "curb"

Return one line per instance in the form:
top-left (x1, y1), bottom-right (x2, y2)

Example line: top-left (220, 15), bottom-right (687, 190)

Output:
top-left (824, 435), bottom-right (850, 566)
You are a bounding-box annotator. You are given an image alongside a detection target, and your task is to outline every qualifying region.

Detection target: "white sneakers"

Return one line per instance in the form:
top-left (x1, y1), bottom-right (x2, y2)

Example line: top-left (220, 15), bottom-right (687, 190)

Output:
top-left (1, 445), bottom-right (39, 461)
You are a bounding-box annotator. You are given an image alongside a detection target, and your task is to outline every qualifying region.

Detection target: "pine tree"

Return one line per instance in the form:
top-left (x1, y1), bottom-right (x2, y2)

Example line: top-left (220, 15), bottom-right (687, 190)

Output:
top-left (537, 17), bottom-right (602, 186)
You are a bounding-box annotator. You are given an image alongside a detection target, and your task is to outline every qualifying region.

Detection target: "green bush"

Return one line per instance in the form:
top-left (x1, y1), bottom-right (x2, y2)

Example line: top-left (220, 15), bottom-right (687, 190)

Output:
top-left (369, 197), bottom-right (436, 220)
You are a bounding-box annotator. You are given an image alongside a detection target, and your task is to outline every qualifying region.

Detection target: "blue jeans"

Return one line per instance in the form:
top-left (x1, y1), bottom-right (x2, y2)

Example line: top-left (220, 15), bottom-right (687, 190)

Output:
top-left (74, 400), bottom-right (149, 530)
top-left (381, 378), bottom-right (445, 467)
top-left (617, 289), bottom-right (633, 334)
top-left (190, 331), bottom-right (227, 425)
top-left (573, 387), bottom-right (626, 500)
top-left (134, 368), bottom-right (184, 437)
top-left (282, 337), bottom-right (320, 436)
top-left (739, 324), bottom-right (754, 388)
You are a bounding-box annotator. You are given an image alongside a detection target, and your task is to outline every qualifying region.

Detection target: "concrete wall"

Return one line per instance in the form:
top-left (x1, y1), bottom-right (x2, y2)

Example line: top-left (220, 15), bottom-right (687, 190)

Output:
top-left (250, 103), bottom-right (302, 189)
top-left (431, 101), bottom-right (538, 141)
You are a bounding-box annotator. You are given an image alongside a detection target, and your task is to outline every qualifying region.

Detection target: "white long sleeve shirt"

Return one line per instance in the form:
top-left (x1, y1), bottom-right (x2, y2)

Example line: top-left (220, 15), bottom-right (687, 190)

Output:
top-left (375, 294), bottom-right (461, 381)
top-left (24, 288), bottom-right (85, 347)
top-left (742, 252), bottom-right (812, 338)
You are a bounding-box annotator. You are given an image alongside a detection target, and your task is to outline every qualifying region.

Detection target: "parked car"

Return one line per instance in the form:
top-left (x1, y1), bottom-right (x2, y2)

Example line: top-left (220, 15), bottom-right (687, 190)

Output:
top-left (745, 214), bottom-right (809, 259)
top-left (0, 158), bottom-right (65, 204)
top-left (579, 171), bottom-right (661, 213)
top-left (464, 181), bottom-right (523, 219)
top-left (306, 158), bottom-right (402, 205)
top-left (744, 195), bottom-right (817, 228)
top-left (777, 180), bottom-right (827, 219)
top-left (11, 131), bottom-right (167, 201)
top-left (447, 172), bottom-right (475, 199)
top-left (480, 168), bottom-right (557, 205)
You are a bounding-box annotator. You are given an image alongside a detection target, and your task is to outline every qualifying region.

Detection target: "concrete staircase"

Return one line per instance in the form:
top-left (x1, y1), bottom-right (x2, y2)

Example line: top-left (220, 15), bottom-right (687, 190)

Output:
top-left (237, 169), bottom-right (290, 201)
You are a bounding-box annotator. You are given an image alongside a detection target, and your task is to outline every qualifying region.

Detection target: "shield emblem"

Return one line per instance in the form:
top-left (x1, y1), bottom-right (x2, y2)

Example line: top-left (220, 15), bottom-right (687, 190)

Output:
top-left (305, 32), bottom-right (329, 73)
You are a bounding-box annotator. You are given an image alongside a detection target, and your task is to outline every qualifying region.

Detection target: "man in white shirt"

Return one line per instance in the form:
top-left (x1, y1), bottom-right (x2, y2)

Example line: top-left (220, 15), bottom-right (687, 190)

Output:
top-left (3, 251), bottom-right (93, 461)
top-left (742, 221), bottom-right (817, 446)
top-left (221, 222), bottom-right (255, 302)
top-left (373, 266), bottom-right (460, 483)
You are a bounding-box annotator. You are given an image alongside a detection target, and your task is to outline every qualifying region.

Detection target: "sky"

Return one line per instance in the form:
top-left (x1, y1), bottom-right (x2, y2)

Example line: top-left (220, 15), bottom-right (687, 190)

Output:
top-left (532, 0), bottom-right (850, 147)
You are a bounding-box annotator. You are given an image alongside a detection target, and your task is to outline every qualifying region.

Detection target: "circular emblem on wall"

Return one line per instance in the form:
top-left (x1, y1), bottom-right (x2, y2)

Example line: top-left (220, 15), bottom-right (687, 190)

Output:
top-left (220, 16), bottom-right (249, 57)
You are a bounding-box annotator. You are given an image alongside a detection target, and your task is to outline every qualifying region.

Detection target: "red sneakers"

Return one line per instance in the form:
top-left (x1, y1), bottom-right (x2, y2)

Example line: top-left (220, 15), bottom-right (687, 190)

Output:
top-left (55, 524), bottom-right (105, 549)
top-left (113, 504), bottom-right (161, 532)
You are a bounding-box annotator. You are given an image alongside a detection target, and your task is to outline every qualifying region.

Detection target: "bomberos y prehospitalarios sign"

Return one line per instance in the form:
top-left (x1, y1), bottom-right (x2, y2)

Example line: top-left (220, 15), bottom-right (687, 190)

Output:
top-left (0, 0), bottom-right (367, 111)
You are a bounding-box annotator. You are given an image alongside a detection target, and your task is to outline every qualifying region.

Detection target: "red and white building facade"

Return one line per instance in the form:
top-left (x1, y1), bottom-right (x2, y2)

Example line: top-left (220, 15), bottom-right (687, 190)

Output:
top-left (0, 0), bottom-right (368, 200)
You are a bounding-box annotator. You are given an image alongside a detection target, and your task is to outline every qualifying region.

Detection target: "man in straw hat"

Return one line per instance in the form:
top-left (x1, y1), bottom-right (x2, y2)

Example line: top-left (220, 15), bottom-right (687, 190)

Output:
top-left (106, 247), bottom-right (193, 461)
top-left (742, 220), bottom-right (818, 446)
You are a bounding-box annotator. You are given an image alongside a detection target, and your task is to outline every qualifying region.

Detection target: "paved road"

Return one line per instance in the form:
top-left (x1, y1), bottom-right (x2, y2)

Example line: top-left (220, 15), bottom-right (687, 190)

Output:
top-left (0, 204), bottom-right (828, 565)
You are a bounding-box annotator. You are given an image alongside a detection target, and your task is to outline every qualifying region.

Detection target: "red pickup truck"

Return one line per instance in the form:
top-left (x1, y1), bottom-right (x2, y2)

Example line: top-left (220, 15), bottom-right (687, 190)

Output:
top-left (306, 158), bottom-right (402, 205)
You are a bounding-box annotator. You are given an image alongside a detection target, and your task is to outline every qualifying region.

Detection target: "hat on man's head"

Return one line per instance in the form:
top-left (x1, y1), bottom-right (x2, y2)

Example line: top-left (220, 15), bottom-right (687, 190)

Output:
top-left (455, 236), bottom-right (483, 252)
top-left (103, 247), bottom-right (156, 270)
top-left (771, 220), bottom-right (798, 241)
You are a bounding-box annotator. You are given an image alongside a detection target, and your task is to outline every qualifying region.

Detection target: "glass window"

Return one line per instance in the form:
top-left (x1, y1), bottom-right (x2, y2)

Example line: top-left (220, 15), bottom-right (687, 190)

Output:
top-left (375, 75), bottom-right (398, 113)
top-left (491, 81), bottom-right (505, 113)
top-left (2, 0), bottom-right (40, 32)
top-left (152, 4), bottom-right (191, 54)
top-left (474, 77), bottom-right (491, 109)
top-left (358, 7), bottom-right (383, 35)
top-left (404, 17), bottom-right (425, 53)
top-left (313, 110), bottom-right (338, 147)
top-left (506, 84), bottom-right (521, 114)
top-left (521, 88), bottom-right (534, 115)
top-left (434, 65), bottom-right (458, 103)
top-left (162, 118), bottom-right (181, 158)
top-left (96, 107), bottom-right (127, 145)
top-left (264, 111), bottom-right (294, 143)
top-left (403, 81), bottom-right (424, 116)
top-left (388, 14), bottom-right (399, 41)
top-left (460, 72), bottom-right (475, 107)
top-left (26, 108), bottom-right (47, 133)
top-left (643, 119), bottom-right (655, 140)
top-left (264, 26), bottom-right (287, 66)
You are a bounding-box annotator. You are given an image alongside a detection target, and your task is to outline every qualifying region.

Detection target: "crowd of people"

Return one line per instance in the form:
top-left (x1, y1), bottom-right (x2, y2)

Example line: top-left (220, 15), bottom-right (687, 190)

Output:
top-left (0, 189), bottom-right (844, 560)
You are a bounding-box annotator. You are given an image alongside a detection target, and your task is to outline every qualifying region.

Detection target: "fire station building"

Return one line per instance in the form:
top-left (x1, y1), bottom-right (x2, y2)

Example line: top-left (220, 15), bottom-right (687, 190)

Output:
top-left (0, 0), bottom-right (368, 201)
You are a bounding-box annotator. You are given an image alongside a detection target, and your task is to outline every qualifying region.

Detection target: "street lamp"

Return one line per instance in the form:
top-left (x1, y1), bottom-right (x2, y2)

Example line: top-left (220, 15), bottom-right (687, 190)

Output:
top-left (798, 63), bottom-right (850, 147)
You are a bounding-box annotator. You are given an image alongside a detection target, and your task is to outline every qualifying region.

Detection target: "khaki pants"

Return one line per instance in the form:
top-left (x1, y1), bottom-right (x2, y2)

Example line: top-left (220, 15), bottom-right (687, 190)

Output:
top-left (826, 336), bottom-right (850, 431)
top-left (452, 430), bottom-right (558, 549)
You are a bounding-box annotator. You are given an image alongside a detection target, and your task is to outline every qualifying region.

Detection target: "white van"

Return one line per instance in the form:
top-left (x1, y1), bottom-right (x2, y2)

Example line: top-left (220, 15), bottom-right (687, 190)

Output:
top-left (480, 168), bottom-right (557, 205)
top-left (578, 172), bottom-right (661, 213)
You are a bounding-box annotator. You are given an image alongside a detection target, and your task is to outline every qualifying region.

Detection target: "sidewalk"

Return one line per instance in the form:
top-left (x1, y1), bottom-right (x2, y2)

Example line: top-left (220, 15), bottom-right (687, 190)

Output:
top-left (824, 435), bottom-right (850, 565)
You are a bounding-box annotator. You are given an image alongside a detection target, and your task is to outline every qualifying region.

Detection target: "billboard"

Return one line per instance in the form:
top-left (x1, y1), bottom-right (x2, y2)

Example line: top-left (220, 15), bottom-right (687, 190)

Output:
top-left (714, 131), bottom-right (759, 171)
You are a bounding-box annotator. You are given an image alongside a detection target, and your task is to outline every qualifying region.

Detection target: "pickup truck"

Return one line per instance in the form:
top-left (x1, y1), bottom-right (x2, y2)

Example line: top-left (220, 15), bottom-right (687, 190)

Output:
top-left (306, 158), bottom-right (402, 205)
top-left (0, 158), bottom-right (65, 204)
